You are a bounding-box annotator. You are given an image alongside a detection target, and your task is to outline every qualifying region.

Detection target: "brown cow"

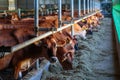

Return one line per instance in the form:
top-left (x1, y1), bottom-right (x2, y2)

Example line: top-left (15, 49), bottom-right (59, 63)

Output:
top-left (0, 30), bottom-right (18, 70)
top-left (95, 12), bottom-right (104, 20)
top-left (51, 30), bottom-right (75, 70)
top-left (0, 28), bottom-right (59, 79)
top-left (10, 28), bottom-right (59, 79)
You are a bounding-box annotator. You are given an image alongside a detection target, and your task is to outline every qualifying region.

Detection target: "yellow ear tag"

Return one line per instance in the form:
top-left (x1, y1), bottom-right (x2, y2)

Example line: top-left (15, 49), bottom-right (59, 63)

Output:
top-left (81, 19), bottom-right (85, 22)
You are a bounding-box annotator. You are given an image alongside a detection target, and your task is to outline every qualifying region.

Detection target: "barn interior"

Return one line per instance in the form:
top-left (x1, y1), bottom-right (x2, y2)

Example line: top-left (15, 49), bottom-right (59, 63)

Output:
top-left (0, 0), bottom-right (120, 80)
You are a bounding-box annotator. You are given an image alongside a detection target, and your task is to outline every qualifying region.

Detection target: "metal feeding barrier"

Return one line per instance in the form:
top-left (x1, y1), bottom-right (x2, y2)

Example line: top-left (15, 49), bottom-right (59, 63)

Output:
top-left (0, 0), bottom-right (100, 61)
top-left (0, 0), bottom-right (101, 79)
top-left (1, 0), bottom-right (101, 63)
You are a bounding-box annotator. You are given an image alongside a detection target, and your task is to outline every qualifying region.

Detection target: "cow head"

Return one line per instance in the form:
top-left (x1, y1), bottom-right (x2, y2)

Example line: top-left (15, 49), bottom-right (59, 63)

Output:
top-left (56, 37), bottom-right (75, 70)
top-left (34, 36), bottom-right (58, 63)
top-left (11, 12), bottom-right (20, 24)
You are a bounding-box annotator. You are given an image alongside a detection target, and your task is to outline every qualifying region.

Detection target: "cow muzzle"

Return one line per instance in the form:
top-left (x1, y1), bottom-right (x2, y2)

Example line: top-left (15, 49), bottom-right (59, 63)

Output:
top-left (62, 50), bottom-right (74, 63)
top-left (50, 57), bottom-right (58, 63)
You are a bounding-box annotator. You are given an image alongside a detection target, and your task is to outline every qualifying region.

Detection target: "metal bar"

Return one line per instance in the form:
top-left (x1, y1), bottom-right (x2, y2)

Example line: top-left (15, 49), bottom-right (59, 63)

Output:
top-left (78, 0), bottom-right (81, 17)
top-left (94, 0), bottom-right (95, 11)
top-left (93, 0), bottom-right (94, 11)
top-left (87, 0), bottom-right (90, 13)
top-left (92, 0), bottom-right (94, 12)
top-left (11, 23), bottom-right (72, 53)
top-left (90, 0), bottom-right (92, 12)
top-left (18, 8), bottom-right (21, 19)
top-left (74, 10), bottom-right (102, 23)
top-left (58, 0), bottom-right (62, 28)
top-left (71, 0), bottom-right (74, 18)
top-left (92, 0), bottom-right (93, 12)
top-left (83, 0), bottom-right (86, 14)
top-left (34, 0), bottom-right (39, 34)
top-left (9, 10), bottom-right (102, 56)
top-left (71, 0), bottom-right (74, 36)
top-left (34, 0), bottom-right (40, 70)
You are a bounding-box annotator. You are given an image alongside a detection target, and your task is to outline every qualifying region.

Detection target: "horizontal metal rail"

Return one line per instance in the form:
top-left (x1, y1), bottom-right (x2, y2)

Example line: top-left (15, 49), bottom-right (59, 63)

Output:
top-left (4, 10), bottom-right (102, 56)
top-left (74, 10), bottom-right (102, 23)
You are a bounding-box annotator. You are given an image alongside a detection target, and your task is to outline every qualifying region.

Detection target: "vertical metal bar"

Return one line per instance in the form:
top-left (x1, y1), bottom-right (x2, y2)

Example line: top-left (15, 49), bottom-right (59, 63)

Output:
top-left (18, 8), bottom-right (21, 19)
top-left (92, 0), bottom-right (94, 12)
top-left (93, 0), bottom-right (94, 11)
top-left (83, 0), bottom-right (86, 14)
top-left (58, 0), bottom-right (62, 28)
top-left (71, 0), bottom-right (74, 18)
top-left (87, 0), bottom-right (89, 13)
top-left (90, 0), bottom-right (92, 12)
top-left (34, 0), bottom-right (39, 70)
top-left (89, 0), bottom-right (91, 12)
top-left (94, 0), bottom-right (95, 11)
top-left (34, 0), bottom-right (39, 34)
top-left (71, 0), bottom-right (74, 36)
top-left (78, 0), bottom-right (81, 17)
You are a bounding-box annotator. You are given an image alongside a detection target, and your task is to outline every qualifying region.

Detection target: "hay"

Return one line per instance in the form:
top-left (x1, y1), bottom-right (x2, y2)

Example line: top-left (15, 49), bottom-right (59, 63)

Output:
top-left (41, 18), bottom-right (120, 80)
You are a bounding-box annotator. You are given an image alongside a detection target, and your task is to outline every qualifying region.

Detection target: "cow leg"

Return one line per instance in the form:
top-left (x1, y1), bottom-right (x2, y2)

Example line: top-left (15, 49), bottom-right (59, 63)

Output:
top-left (14, 66), bottom-right (20, 80)
top-left (14, 66), bottom-right (22, 80)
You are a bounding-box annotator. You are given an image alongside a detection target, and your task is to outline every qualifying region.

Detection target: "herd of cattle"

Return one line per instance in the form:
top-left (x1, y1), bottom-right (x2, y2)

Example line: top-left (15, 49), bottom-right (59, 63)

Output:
top-left (0, 10), bottom-right (104, 79)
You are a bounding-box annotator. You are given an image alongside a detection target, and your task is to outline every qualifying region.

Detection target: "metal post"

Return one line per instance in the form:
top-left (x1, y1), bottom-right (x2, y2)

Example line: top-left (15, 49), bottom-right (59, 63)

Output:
top-left (34, 0), bottom-right (39, 70)
top-left (58, 0), bottom-right (62, 28)
top-left (90, 0), bottom-right (92, 12)
top-left (92, 0), bottom-right (94, 12)
top-left (89, 0), bottom-right (90, 12)
top-left (18, 8), bottom-right (21, 19)
top-left (78, 0), bottom-right (81, 17)
top-left (34, 0), bottom-right (39, 34)
top-left (71, 0), bottom-right (74, 36)
top-left (83, 0), bottom-right (86, 14)
top-left (94, 0), bottom-right (95, 11)
top-left (93, 0), bottom-right (94, 11)
top-left (87, 0), bottom-right (89, 13)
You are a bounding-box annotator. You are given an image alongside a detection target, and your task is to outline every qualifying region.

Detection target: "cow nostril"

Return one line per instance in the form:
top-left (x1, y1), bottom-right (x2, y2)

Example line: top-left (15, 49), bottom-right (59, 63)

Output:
top-left (50, 57), bottom-right (57, 63)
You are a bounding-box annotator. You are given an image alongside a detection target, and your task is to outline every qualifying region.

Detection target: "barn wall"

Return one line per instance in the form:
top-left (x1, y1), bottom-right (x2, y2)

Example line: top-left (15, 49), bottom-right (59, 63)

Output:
top-left (0, 0), bottom-right (101, 10)
top-left (16, 0), bottom-right (70, 9)
top-left (0, 0), bottom-right (8, 10)
top-left (17, 0), bottom-right (34, 9)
